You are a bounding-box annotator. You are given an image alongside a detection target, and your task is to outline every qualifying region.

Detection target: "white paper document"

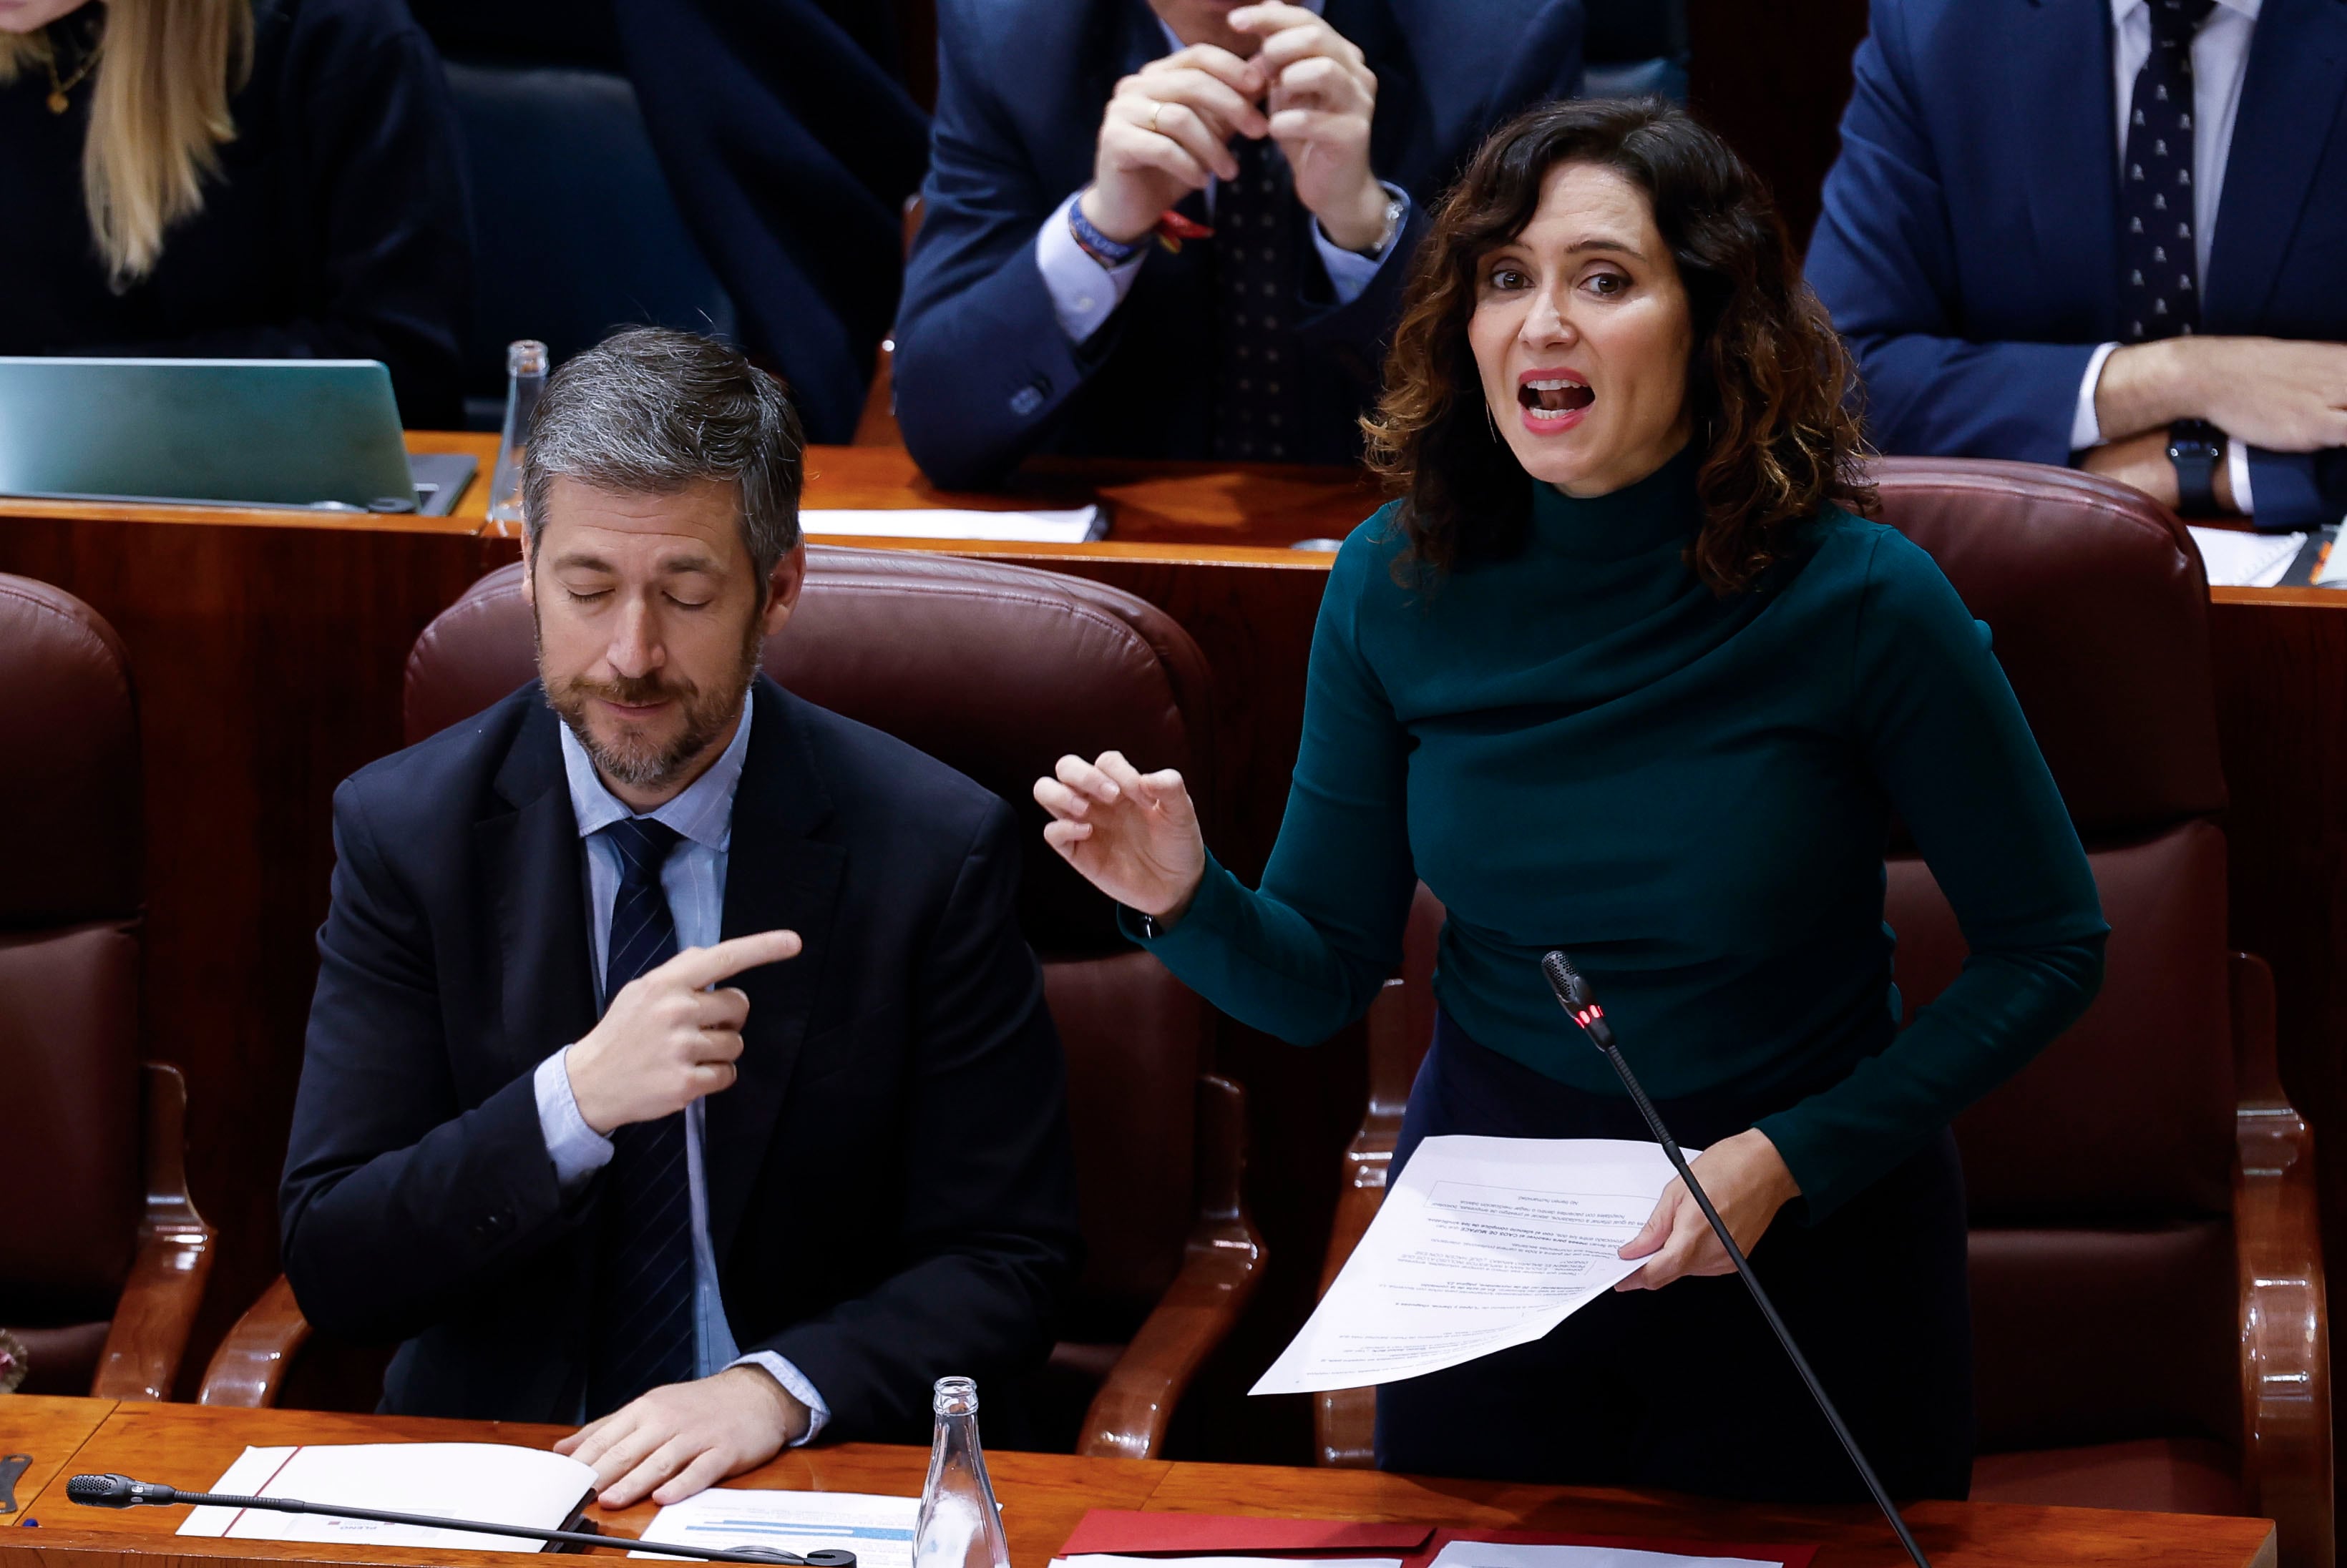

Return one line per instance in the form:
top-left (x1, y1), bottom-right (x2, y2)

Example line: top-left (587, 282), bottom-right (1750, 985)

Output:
top-left (1251, 1135), bottom-right (1685, 1396)
top-left (1430, 1539), bottom-right (1777, 1568)
top-left (177, 1442), bottom-right (595, 1552)
top-left (799, 506), bottom-right (1104, 544)
top-left (633, 1489), bottom-right (921, 1568)
top-left (2189, 524), bottom-right (2305, 588)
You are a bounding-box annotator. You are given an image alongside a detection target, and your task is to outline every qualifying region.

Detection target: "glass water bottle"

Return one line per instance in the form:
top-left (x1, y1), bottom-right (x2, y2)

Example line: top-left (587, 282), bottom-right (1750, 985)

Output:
top-left (914, 1377), bottom-right (1011, 1568)
top-left (484, 338), bottom-right (549, 534)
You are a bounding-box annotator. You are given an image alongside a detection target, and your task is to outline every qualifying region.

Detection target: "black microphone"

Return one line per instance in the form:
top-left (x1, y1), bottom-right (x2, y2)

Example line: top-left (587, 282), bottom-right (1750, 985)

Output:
top-left (66, 1473), bottom-right (855, 1567)
top-left (1539, 954), bottom-right (1933, 1568)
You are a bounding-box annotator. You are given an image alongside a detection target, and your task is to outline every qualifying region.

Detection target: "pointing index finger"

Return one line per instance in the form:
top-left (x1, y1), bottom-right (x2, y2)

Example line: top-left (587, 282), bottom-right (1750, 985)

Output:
top-left (668, 930), bottom-right (802, 989)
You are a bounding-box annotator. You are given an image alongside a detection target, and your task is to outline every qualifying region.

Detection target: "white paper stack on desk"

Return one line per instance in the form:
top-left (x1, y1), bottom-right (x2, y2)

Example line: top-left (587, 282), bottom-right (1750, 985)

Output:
top-left (177, 1442), bottom-right (597, 1552)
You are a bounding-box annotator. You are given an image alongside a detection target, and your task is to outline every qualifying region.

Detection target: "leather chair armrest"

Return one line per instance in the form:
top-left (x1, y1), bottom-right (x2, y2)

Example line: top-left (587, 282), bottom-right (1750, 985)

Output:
top-left (1313, 976), bottom-right (1409, 1468)
top-left (197, 1274), bottom-right (311, 1408)
top-left (2230, 952), bottom-right (2334, 1568)
top-left (92, 1064), bottom-right (215, 1401)
top-left (1078, 1073), bottom-right (1267, 1459)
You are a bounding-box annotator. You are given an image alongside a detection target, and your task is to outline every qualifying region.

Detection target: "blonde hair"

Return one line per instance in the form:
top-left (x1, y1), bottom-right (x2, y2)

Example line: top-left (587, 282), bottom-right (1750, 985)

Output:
top-left (0, 0), bottom-right (255, 288)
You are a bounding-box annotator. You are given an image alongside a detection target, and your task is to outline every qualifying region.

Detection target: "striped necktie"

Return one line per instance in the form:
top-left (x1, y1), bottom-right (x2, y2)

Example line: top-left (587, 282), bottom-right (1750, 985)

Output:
top-left (585, 816), bottom-right (697, 1418)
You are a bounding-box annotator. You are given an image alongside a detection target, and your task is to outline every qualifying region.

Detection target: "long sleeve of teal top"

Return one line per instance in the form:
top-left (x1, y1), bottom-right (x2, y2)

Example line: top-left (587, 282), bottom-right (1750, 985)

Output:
top-left (1136, 452), bottom-right (2107, 1220)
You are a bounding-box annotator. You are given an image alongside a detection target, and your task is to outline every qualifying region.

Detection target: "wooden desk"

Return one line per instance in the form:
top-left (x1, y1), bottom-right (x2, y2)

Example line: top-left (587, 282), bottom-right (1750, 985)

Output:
top-left (0, 1398), bottom-right (2280, 1568)
top-left (3, 441), bottom-right (2344, 1490)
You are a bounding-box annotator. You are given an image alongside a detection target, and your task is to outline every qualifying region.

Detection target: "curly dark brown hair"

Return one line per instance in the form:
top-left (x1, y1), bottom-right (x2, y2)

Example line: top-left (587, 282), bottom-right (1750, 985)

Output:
top-left (1362, 97), bottom-right (1874, 590)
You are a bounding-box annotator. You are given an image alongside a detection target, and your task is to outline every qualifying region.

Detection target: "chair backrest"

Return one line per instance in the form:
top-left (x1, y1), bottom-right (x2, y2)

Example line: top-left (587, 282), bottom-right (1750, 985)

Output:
top-left (404, 547), bottom-right (1220, 1326)
top-left (0, 577), bottom-right (144, 1330)
top-left (1868, 459), bottom-right (2240, 1458)
top-left (442, 62), bottom-right (738, 425)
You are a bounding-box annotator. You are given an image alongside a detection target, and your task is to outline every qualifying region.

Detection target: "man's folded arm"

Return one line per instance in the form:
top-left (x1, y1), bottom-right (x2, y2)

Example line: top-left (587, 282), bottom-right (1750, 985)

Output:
top-left (753, 800), bottom-right (1082, 1437)
top-left (280, 781), bottom-right (582, 1343)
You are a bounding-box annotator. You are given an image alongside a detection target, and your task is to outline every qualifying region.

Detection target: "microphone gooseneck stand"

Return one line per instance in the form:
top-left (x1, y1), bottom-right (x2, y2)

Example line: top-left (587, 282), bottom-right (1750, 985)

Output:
top-left (1538, 952), bottom-right (1933, 1568)
top-left (65, 1473), bottom-right (857, 1567)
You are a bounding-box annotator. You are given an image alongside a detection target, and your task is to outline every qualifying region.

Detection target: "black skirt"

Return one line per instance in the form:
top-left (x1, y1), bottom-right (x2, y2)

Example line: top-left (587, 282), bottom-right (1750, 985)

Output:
top-left (1373, 1010), bottom-right (1974, 1502)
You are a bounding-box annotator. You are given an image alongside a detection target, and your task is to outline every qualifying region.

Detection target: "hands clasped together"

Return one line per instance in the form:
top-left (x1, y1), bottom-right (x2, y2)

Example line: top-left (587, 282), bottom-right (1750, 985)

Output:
top-left (1035, 750), bottom-right (1802, 1290)
top-left (1081, 1), bottom-right (1390, 254)
top-left (556, 929), bottom-right (810, 1509)
top-left (2084, 336), bottom-right (2347, 511)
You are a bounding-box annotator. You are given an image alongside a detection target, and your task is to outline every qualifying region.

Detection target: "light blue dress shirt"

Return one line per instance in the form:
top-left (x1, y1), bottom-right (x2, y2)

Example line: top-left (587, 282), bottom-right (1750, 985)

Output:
top-left (1033, 2), bottom-right (1409, 343)
top-left (528, 695), bottom-right (831, 1439)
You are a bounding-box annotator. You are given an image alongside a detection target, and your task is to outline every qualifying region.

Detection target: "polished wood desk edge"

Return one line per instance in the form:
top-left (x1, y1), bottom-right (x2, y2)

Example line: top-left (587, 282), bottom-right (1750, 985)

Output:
top-left (3, 1399), bottom-right (2280, 1568)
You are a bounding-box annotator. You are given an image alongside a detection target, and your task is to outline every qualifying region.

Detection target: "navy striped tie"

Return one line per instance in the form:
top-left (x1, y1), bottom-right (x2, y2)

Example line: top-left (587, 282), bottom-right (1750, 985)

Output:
top-left (585, 816), bottom-right (697, 1418)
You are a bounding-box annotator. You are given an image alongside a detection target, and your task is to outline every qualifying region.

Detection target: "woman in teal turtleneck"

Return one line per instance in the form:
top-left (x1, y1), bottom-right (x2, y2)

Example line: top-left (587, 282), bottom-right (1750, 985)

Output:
top-left (1035, 101), bottom-right (2106, 1499)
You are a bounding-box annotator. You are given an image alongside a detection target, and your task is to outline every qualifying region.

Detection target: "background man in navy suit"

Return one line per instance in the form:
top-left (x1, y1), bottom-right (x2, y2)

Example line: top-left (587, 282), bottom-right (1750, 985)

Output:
top-left (892, 0), bottom-right (1584, 488)
top-left (1807, 0), bottom-right (2347, 528)
top-left (280, 328), bottom-right (1080, 1504)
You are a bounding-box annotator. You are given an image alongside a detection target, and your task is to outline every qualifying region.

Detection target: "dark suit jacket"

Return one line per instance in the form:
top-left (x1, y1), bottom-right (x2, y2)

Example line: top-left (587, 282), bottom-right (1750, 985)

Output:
top-left (1807, 0), bottom-right (2347, 529)
top-left (280, 676), bottom-right (1082, 1441)
top-left (893, 0), bottom-right (1584, 489)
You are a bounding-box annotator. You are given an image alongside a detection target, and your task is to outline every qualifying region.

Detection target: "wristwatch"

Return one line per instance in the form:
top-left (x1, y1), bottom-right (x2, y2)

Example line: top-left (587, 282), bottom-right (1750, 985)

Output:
top-left (1354, 190), bottom-right (1407, 260)
top-left (2166, 419), bottom-right (2225, 516)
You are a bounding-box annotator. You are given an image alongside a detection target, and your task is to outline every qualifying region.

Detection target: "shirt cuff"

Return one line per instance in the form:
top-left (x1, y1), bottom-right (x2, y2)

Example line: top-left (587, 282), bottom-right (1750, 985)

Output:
top-left (1312, 182), bottom-right (1408, 306)
top-left (1035, 190), bottom-right (1147, 346)
top-left (2227, 436), bottom-right (2255, 516)
top-left (2069, 340), bottom-right (2120, 452)
top-left (533, 1049), bottom-right (614, 1192)
top-left (731, 1351), bottom-right (831, 1445)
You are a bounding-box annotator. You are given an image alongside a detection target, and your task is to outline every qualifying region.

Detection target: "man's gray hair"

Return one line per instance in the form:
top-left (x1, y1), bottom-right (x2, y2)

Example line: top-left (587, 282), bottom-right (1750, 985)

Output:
top-left (521, 327), bottom-right (806, 580)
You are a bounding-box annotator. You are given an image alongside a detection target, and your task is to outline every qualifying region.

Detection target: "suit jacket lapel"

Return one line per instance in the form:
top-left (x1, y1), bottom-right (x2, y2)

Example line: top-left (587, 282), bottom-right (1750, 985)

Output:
top-left (705, 677), bottom-right (846, 1264)
top-left (477, 702), bottom-right (598, 1089)
top-left (2012, 0), bottom-right (2122, 335)
top-left (2205, 0), bottom-right (2347, 325)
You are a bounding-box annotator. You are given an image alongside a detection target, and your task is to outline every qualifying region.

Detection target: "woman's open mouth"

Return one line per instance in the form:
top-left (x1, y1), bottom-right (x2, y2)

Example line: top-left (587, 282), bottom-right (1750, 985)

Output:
top-left (1517, 373), bottom-right (1594, 432)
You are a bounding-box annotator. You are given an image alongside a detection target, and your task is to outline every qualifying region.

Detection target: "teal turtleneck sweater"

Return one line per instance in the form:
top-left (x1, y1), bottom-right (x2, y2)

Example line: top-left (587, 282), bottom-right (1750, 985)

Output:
top-left (1138, 451), bottom-right (2107, 1220)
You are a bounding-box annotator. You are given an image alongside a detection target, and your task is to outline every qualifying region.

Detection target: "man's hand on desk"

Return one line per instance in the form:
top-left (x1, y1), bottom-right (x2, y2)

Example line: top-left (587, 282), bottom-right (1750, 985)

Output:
top-left (567, 931), bottom-right (802, 1134)
top-left (2081, 427), bottom-right (2239, 513)
top-left (557, 1365), bottom-right (809, 1508)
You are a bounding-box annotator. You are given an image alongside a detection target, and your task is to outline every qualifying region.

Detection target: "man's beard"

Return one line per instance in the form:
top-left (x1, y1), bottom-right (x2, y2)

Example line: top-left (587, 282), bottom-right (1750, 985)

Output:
top-left (537, 609), bottom-right (765, 792)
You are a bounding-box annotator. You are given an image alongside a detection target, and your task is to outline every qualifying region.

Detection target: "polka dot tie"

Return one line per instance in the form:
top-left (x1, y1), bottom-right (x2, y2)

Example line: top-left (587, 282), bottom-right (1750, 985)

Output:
top-left (1211, 137), bottom-right (1304, 461)
top-left (2118, 0), bottom-right (2216, 343)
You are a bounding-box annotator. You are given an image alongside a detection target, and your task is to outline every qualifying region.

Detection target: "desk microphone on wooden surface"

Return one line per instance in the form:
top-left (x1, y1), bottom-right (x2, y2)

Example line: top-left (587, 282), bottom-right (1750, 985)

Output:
top-left (66, 1474), bottom-right (857, 1567)
top-left (1539, 951), bottom-right (1933, 1568)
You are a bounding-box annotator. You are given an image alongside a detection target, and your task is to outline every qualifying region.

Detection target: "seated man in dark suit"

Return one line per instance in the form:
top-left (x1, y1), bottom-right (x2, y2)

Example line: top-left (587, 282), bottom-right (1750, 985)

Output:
top-left (280, 327), bottom-right (1081, 1505)
top-left (893, 0), bottom-right (1585, 488)
top-left (1807, 0), bottom-right (2347, 528)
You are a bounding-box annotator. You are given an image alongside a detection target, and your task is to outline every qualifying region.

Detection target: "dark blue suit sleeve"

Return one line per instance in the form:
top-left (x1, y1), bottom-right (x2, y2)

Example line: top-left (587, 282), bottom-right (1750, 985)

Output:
top-left (280, 779), bottom-right (577, 1343)
top-left (892, 7), bottom-right (1096, 489)
top-left (754, 800), bottom-right (1080, 1433)
top-left (1807, 1), bottom-right (2099, 467)
top-left (2248, 447), bottom-right (2336, 530)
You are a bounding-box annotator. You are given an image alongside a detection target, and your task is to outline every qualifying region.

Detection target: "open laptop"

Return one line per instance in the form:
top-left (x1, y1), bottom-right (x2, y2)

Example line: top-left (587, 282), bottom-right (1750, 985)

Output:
top-left (0, 357), bottom-right (475, 516)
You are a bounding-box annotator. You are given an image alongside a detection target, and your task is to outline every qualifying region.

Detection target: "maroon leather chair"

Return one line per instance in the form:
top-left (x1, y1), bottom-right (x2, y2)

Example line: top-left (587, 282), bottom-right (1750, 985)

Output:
top-left (1310, 464), bottom-right (2330, 1566)
top-left (0, 575), bottom-right (213, 1400)
top-left (205, 547), bottom-right (1262, 1459)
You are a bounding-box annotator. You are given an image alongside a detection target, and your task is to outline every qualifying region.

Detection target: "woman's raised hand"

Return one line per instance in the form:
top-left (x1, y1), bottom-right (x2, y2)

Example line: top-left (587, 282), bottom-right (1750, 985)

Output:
top-left (1033, 751), bottom-right (1207, 922)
